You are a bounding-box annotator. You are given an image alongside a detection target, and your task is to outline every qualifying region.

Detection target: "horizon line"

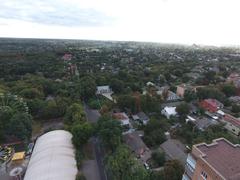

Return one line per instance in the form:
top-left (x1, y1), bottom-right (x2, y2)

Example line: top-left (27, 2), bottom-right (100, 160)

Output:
top-left (0, 36), bottom-right (240, 49)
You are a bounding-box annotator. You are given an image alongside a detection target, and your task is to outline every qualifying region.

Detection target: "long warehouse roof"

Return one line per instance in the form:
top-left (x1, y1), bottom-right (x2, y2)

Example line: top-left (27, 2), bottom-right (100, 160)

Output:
top-left (24, 130), bottom-right (78, 180)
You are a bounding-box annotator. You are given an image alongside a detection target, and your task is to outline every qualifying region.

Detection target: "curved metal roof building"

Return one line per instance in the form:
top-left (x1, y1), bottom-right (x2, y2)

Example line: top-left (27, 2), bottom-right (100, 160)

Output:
top-left (24, 130), bottom-right (78, 180)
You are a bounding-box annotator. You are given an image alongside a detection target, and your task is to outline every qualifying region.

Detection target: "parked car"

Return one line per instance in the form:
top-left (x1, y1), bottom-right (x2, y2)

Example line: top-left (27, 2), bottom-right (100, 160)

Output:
top-left (144, 162), bottom-right (150, 170)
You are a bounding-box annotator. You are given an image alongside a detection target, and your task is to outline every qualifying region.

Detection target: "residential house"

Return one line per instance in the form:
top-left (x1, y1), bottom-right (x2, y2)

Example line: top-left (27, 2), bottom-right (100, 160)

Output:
top-left (67, 63), bottom-right (78, 76)
top-left (177, 84), bottom-right (187, 98)
top-left (185, 73), bottom-right (201, 81)
top-left (146, 81), bottom-right (155, 87)
top-left (189, 103), bottom-right (198, 114)
top-left (132, 112), bottom-right (150, 125)
top-left (186, 115), bottom-right (218, 131)
top-left (182, 138), bottom-right (240, 180)
top-left (96, 86), bottom-right (114, 101)
top-left (161, 106), bottom-right (177, 119)
top-left (199, 99), bottom-right (223, 113)
top-left (166, 91), bottom-right (181, 101)
top-left (227, 73), bottom-right (240, 89)
top-left (191, 65), bottom-right (204, 74)
top-left (221, 114), bottom-right (240, 136)
top-left (113, 112), bottom-right (130, 127)
top-left (96, 85), bottom-right (112, 95)
top-left (160, 139), bottom-right (187, 165)
top-left (123, 131), bottom-right (151, 163)
top-left (176, 84), bottom-right (203, 98)
top-left (209, 66), bottom-right (220, 73)
top-left (62, 53), bottom-right (72, 61)
top-left (176, 84), bottom-right (196, 98)
top-left (227, 72), bottom-right (240, 83)
top-left (229, 96), bottom-right (240, 104)
top-left (156, 86), bottom-right (169, 96)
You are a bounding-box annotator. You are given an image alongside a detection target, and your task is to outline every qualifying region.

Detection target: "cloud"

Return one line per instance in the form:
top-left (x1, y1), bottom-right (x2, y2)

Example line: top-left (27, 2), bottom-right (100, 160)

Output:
top-left (0, 0), bottom-right (239, 46)
top-left (0, 0), bottom-right (114, 27)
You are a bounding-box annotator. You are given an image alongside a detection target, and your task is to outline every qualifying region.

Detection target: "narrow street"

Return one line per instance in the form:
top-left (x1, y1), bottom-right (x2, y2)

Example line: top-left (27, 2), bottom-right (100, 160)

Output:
top-left (83, 103), bottom-right (107, 180)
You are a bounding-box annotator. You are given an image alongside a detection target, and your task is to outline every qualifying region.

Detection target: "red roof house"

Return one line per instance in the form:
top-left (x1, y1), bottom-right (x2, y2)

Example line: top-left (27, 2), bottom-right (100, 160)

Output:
top-left (199, 99), bottom-right (223, 113)
top-left (62, 53), bottom-right (72, 61)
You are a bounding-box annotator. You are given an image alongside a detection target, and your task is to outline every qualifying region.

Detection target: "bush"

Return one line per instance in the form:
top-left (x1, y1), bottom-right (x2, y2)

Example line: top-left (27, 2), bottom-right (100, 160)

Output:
top-left (164, 160), bottom-right (184, 180)
top-left (232, 104), bottom-right (240, 113)
top-left (75, 149), bottom-right (84, 169)
top-left (76, 173), bottom-right (86, 180)
top-left (88, 99), bottom-right (101, 109)
top-left (143, 119), bottom-right (168, 147)
top-left (151, 151), bottom-right (165, 167)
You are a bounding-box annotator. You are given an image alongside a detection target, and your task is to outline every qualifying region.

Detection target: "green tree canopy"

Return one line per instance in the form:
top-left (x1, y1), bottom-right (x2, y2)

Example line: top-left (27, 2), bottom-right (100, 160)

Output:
top-left (176, 103), bottom-right (190, 118)
top-left (71, 122), bottom-right (94, 149)
top-left (117, 94), bottom-right (136, 112)
top-left (110, 79), bottom-right (124, 94)
top-left (184, 90), bottom-right (197, 102)
top-left (151, 151), bottom-right (165, 167)
top-left (20, 88), bottom-right (44, 99)
top-left (197, 87), bottom-right (225, 101)
top-left (5, 112), bottom-right (32, 142)
top-left (106, 145), bottom-right (150, 180)
top-left (141, 95), bottom-right (161, 113)
top-left (97, 115), bottom-right (122, 152)
top-left (221, 84), bottom-right (237, 97)
top-left (64, 103), bottom-right (86, 126)
top-left (78, 76), bottom-right (96, 100)
top-left (143, 119), bottom-right (167, 147)
top-left (164, 160), bottom-right (184, 180)
top-left (232, 104), bottom-right (240, 113)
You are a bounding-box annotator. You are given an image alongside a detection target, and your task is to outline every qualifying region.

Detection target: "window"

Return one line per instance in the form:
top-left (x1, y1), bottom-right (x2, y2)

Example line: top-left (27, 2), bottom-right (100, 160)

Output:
top-left (201, 171), bottom-right (208, 180)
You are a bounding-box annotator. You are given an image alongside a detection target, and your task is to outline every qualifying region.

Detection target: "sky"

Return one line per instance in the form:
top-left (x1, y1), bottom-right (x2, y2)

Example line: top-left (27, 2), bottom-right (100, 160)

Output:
top-left (0, 0), bottom-right (239, 46)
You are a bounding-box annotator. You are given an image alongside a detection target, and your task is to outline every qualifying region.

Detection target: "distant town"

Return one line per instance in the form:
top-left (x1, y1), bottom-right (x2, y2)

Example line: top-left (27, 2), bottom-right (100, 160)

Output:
top-left (0, 38), bottom-right (240, 180)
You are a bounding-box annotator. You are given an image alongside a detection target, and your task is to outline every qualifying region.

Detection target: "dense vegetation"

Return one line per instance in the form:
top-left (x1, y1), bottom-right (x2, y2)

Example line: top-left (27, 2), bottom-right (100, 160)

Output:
top-left (1, 38), bottom-right (240, 180)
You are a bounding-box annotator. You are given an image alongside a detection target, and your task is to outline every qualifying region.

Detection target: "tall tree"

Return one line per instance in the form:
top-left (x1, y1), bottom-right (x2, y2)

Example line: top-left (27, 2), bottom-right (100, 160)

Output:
top-left (64, 103), bottom-right (85, 126)
top-left (184, 90), bottom-right (197, 102)
top-left (151, 151), bottom-right (165, 167)
top-left (176, 103), bottom-right (190, 118)
top-left (143, 119), bottom-right (168, 147)
top-left (71, 122), bottom-right (94, 149)
top-left (221, 84), bottom-right (237, 97)
top-left (141, 95), bottom-right (160, 113)
top-left (6, 112), bottom-right (32, 142)
top-left (117, 94), bottom-right (136, 112)
top-left (164, 160), bottom-right (184, 180)
top-left (0, 107), bottom-right (14, 142)
top-left (106, 145), bottom-right (150, 180)
top-left (197, 87), bottom-right (225, 101)
top-left (97, 115), bottom-right (122, 152)
top-left (78, 76), bottom-right (96, 100)
top-left (110, 79), bottom-right (124, 94)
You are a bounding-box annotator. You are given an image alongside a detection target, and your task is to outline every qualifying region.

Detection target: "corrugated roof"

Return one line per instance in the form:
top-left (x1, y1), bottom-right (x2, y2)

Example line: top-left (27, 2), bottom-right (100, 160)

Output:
top-left (24, 130), bottom-right (77, 180)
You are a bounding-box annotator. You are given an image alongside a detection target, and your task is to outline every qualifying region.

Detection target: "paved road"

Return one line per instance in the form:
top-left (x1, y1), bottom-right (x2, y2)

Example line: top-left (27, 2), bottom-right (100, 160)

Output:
top-left (84, 103), bottom-right (101, 123)
top-left (92, 137), bottom-right (107, 180)
top-left (83, 104), bottom-right (107, 180)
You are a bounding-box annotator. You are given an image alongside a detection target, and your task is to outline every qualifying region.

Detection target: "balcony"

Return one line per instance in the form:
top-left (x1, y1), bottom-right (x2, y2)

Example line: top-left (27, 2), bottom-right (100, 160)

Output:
top-left (182, 173), bottom-right (191, 180)
top-left (184, 163), bottom-right (194, 178)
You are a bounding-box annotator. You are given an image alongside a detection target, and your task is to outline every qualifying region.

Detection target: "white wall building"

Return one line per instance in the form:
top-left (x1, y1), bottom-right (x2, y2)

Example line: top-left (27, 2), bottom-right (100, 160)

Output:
top-left (96, 85), bottom-right (112, 94)
top-left (161, 106), bottom-right (177, 119)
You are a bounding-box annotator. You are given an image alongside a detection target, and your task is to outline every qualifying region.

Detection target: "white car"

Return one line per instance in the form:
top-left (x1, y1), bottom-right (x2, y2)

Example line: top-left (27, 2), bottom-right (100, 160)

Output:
top-left (144, 163), bottom-right (150, 170)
